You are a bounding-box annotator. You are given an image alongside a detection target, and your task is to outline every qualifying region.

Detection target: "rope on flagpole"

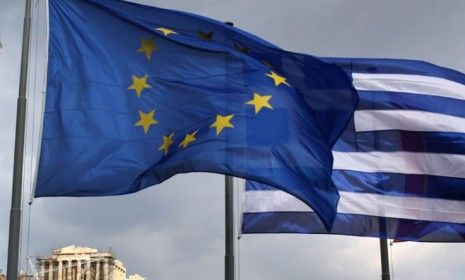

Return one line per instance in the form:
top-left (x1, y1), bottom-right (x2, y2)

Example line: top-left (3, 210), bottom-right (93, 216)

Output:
top-left (19, 0), bottom-right (43, 274)
top-left (23, 0), bottom-right (44, 275)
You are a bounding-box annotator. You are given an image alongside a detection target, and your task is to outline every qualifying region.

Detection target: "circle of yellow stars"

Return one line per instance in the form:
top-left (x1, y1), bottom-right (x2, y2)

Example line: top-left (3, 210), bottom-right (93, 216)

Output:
top-left (128, 26), bottom-right (291, 156)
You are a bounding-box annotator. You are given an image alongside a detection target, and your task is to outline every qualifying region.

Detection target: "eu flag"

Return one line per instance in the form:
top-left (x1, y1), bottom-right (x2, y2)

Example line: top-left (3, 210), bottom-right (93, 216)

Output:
top-left (35, 0), bottom-right (357, 228)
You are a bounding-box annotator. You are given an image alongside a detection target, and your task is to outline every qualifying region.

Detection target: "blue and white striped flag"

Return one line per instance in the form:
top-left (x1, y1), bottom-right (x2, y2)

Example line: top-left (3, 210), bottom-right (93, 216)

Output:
top-left (242, 58), bottom-right (465, 242)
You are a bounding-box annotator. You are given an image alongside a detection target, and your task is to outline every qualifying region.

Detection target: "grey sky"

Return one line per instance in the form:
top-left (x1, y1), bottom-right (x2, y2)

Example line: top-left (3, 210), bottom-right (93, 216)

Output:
top-left (1, 0), bottom-right (465, 279)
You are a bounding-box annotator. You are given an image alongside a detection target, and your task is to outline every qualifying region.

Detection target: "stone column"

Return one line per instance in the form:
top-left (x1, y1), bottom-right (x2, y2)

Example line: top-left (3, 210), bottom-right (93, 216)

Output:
top-left (66, 261), bottom-right (72, 280)
top-left (95, 261), bottom-right (101, 280)
top-left (57, 261), bottom-right (63, 280)
top-left (50, 261), bottom-right (55, 280)
top-left (45, 261), bottom-right (50, 280)
top-left (57, 261), bottom-right (62, 280)
top-left (104, 259), bottom-right (110, 280)
top-left (76, 260), bottom-right (81, 280)
top-left (39, 260), bottom-right (45, 280)
top-left (85, 260), bottom-right (91, 280)
top-left (51, 259), bottom-right (60, 280)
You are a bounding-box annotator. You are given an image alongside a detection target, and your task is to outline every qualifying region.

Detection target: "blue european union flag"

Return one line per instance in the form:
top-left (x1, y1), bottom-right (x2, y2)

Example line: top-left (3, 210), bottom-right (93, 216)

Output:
top-left (35, 0), bottom-right (357, 228)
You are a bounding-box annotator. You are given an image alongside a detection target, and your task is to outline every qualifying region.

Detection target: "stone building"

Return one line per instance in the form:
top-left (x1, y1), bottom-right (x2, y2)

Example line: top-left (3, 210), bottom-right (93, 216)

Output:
top-left (37, 245), bottom-right (144, 280)
top-left (127, 275), bottom-right (146, 280)
top-left (0, 271), bottom-right (33, 280)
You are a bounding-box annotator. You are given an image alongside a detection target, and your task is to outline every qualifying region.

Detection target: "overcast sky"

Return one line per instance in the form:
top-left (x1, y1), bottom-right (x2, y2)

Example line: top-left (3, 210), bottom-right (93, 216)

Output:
top-left (1, 0), bottom-right (465, 279)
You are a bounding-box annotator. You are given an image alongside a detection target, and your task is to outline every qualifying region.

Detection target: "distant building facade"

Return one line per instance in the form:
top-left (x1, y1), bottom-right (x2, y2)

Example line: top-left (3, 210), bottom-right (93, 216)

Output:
top-left (0, 271), bottom-right (33, 280)
top-left (127, 275), bottom-right (146, 280)
top-left (37, 245), bottom-right (145, 280)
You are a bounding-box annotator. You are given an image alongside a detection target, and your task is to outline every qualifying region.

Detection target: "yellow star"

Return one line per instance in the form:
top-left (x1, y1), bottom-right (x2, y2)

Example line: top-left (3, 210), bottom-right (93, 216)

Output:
top-left (210, 114), bottom-right (234, 135)
top-left (128, 74), bottom-right (151, 97)
top-left (179, 130), bottom-right (199, 148)
top-left (159, 133), bottom-right (175, 155)
top-left (266, 71), bottom-right (290, 87)
top-left (246, 93), bottom-right (273, 114)
top-left (234, 42), bottom-right (250, 53)
top-left (155, 27), bottom-right (178, 36)
top-left (137, 38), bottom-right (157, 60)
top-left (135, 110), bottom-right (158, 134)
top-left (261, 60), bottom-right (273, 68)
top-left (198, 30), bottom-right (214, 41)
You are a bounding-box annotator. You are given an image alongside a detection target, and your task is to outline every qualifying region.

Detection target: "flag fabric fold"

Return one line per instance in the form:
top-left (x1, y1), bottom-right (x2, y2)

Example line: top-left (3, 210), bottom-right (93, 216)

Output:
top-left (35, 0), bottom-right (357, 228)
top-left (242, 58), bottom-right (465, 242)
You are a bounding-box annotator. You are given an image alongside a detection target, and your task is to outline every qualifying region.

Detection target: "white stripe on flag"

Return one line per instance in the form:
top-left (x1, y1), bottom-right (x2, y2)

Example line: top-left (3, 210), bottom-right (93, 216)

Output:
top-left (333, 151), bottom-right (465, 178)
top-left (354, 110), bottom-right (465, 133)
top-left (244, 190), bottom-right (465, 223)
top-left (352, 73), bottom-right (465, 101)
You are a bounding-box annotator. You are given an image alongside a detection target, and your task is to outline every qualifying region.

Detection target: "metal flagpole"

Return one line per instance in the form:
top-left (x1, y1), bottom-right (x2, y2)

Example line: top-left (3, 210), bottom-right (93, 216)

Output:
top-left (380, 238), bottom-right (390, 280)
top-left (223, 21), bottom-right (235, 280)
top-left (378, 217), bottom-right (390, 280)
top-left (7, 0), bottom-right (33, 279)
top-left (225, 175), bottom-right (235, 280)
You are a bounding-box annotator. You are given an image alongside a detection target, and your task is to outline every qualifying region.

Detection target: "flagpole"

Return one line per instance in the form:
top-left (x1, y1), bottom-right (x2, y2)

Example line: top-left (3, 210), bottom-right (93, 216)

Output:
top-left (379, 217), bottom-right (390, 280)
top-left (225, 175), bottom-right (235, 280)
top-left (380, 238), bottom-right (390, 280)
top-left (223, 21), bottom-right (235, 280)
top-left (7, 0), bottom-right (32, 279)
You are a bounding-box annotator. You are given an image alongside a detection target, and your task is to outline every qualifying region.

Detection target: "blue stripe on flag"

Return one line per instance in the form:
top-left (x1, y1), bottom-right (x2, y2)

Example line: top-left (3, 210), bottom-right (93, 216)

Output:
top-left (333, 130), bottom-right (465, 154)
top-left (357, 91), bottom-right (465, 118)
top-left (333, 170), bottom-right (465, 200)
top-left (324, 58), bottom-right (465, 84)
top-left (247, 173), bottom-right (465, 200)
top-left (242, 212), bottom-right (465, 242)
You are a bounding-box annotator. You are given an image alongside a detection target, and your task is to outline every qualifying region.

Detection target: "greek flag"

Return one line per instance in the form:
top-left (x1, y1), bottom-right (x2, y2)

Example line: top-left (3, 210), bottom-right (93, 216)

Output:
top-left (242, 58), bottom-right (465, 242)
